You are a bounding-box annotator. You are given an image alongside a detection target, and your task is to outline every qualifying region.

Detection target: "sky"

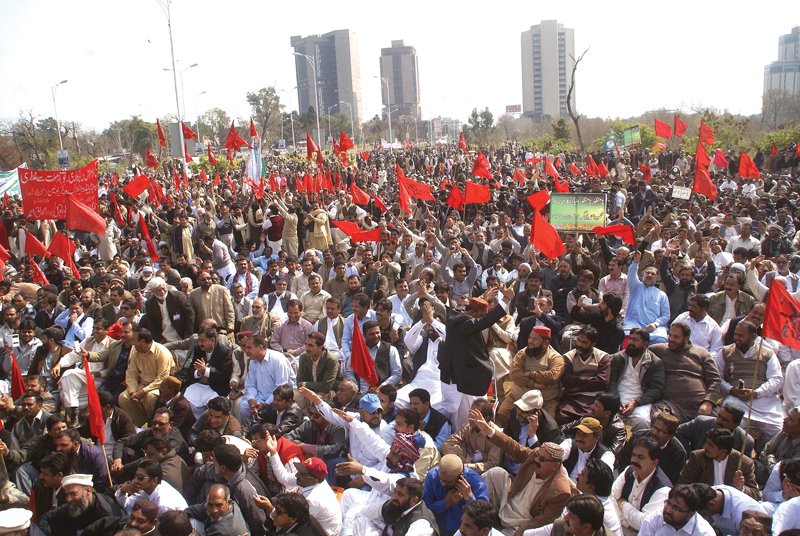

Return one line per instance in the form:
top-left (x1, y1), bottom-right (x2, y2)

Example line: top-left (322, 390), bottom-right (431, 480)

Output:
top-left (0, 0), bottom-right (797, 133)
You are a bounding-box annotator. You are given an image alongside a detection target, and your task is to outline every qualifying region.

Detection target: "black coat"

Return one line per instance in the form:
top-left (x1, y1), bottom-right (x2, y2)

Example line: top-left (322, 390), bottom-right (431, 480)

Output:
top-left (503, 407), bottom-right (563, 447)
top-left (258, 402), bottom-right (304, 436)
top-left (517, 313), bottom-right (566, 354)
top-left (187, 342), bottom-right (233, 397)
top-left (141, 290), bottom-right (195, 342)
top-left (39, 492), bottom-right (123, 536)
top-left (439, 304), bottom-right (506, 396)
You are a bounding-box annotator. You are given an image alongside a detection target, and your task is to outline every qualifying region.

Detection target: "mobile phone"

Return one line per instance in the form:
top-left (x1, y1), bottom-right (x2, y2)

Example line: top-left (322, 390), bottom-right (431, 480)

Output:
top-left (738, 379), bottom-right (745, 390)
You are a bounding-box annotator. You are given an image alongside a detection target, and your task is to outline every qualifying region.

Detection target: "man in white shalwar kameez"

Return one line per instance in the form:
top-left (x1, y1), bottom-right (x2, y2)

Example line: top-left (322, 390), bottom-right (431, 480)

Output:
top-left (396, 301), bottom-right (446, 409)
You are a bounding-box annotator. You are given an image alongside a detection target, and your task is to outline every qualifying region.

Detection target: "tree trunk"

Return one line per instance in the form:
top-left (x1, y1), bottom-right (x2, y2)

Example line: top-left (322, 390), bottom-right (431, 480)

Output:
top-left (566, 48), bottom-right (589, 154)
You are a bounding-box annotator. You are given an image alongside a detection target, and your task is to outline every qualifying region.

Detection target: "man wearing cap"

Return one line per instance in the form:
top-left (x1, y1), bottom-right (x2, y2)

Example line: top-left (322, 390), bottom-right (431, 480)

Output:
top-left (38, 473), bottom-right (123, 536)
top-left (141, 277), bottom-right (194, 345)
top-left (261, 432), bottom-right (342, 536)
top-left (501, 391), bottom-right (563, 476)
top-left (0, 508), bottom-right (32, 536)
top-left (707, 274), bottom-right (755, 326)
top-left (422, 453), bottom-right (489, 535)
top-left (186, 484), bottom-right (250, 536)
top-left (440, 286), bottom-right (515, 430)
top-left (558, 417), bottom-right (615, 483)
top-left (470, 405), bottom-right (573, 532)
top-left (498, 326), bottom-right (564, 425)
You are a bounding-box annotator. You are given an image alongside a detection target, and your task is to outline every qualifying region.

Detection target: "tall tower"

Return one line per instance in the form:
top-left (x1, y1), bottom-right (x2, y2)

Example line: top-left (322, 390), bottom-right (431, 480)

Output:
top-left (764, 26), bottom-right (800, 98)
top-left (521, 20), bottom-right (575, 120)
top-left (290, 30), bottom-right (363, 139)
top-left (379, 40), bottom-right (421, 121)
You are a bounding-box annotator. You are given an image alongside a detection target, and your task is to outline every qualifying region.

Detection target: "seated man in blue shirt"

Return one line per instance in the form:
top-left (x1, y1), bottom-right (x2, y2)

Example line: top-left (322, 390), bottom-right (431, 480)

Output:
top-left (423, 454), bottom-right (489, 536)
top-left (409, 388), bottom-right (452, 451)
top-left (55, 296), bottom-right (93, 348)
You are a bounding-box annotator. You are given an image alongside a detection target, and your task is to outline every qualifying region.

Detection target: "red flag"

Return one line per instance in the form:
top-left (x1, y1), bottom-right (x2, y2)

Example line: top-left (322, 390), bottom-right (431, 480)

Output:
top-left (331, 220), bottom-right (381, 242)
top-left (145, 148), bottom-right (160, 169)
top-left (66, 196), bottom-right (106, 235)
top-left (0, 243), bottom-right (10, 263)
top-left (303, 173), bottom-right (315, 194)
top-left (673, 115), bottom-right (688, 137)
top-left (525, 157), bottom-right (543, 166)
top-left (763, 279), bottom-right (800, 352)
top-left (361, 151), bottom-right (370, 162)
top-left (568, 162), bottom-right (581, 175)
top-left (350, 316), bottom-right (379, 386)
top-left (713, 149), bottom-right (728, 168)
top-left (339, 131), bottom-right (355, 151)
top-left (446, 186), bottom-right (465, 210)
top-left (531, 209), bottom-right (565, 260)
top-left (698, 121), bottom-right (715, 145)
top-left (24, 230), bottom-right (48, 258)
top-left (396, 166), bottom-right (435, 201)
top-left (796, 142), bottom-right (800, 157)
top-left (696, 143), bottom-right (711, 168)
top-left (123, 175), bottom-right (151, 199)
top-left (639, 163), bottom-right (652, 181)
top-left (398, 178), bottom-right (412, 215)
top-left (512, 168), bottom-right (527, 186)
top-left (172, 169), bottom-right (181, 191)
top-left (0, 222), bottom-right (9, 250)
top-left (249, 118), bottom-right (258, 138)
top-left (593, 224), bottom-right (636, 245)
top-left (527, 190), bottom-right (550, 212)
top-left (83, 354), bottom-right (105, 444)
top-left (738, 152), bottom-right (761, 179)
top-left (207, 145), bottom-right (217, 165)
top-left (47, 232), bottom-right (79, 277)
top-left (110, 193), bottom-right (124, 227)
top-left (472, 151), bottom-right (493, 179)
top-left (1, 192), bottom-right (7, 208)
top-left (693, 165), bottom-right (718, 200)
top-left (184, 142), bottom-right (193, 163)
top-left (28, 254), bottom-right (49, 285)
top-left (9, 353), bottom-right (25, 400)
top-left (213, 173), bottom-right (220, 187)
top-left (373, 195), bottom-right (388, 214)
top-left (224, 121), bottom-right (251, 151)
top-left (226, 148), bottom-right (234, 164)
top-left (464, 182), bottom-right (490, 204)
top-left (598, 161), bottom-right (609, 178)
top-left (332, 139), bottom-right (341, 156)
top-left (181, 122), bottom-right (196, 140)
top-left (770, 143), bottom-right (778, 157)
top-left (182, 168), bottom-right (189, 188)
top-left (156, 119), bottom-right (166, 147)
top-left (545, 158), bottom-right (560, 179)
top-left (349, 182), bottom-right (370, 205)
top-left (654, 119), bottom-right (672, 139)
top-left (306, 132), bottom-right (318, 160)
top-left (586, 155), bottom-right (599, 176)
top-left (459, 132), bottom-right (468, 152)
top-left (295, 174), bottom-right (305, 193)
top-left (553, 176), bottom-right (570, 193)
top-left (139, 217), bottom-right (159, 261)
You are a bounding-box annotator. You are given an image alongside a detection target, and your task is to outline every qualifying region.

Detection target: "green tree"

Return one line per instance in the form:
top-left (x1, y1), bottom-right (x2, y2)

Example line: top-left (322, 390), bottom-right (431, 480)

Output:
top-left (197, 108), bottom-right (231, 147)
top-left (246, 87), bottom-right (283, 142)
top-left (465, 107), bottom-right (495, 147)
top-left (552, 117), bottom-right (571, 142)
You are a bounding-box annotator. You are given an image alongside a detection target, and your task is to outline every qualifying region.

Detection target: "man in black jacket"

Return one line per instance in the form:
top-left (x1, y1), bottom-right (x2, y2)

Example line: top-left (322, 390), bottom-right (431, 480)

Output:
top-left (501, 390), bottom-right (563, 475)
top-left (111, 407), bottom-right (189, 478)
top-left (562, 393), bottom-right (627, 455)
top-left (617, 411), bottom-right (687, 485)
top-left (184, 326), bottom-right (233, 416)
top-left (38, 473), bottom-right (123, 536)
top-left (516, 295), bottom-right (565, 354)
top-left (284, 406), bottom-right (347, 473)
top-left (439, 286), bottom-right (514, 430)
top-left (140, 277), bottom-right (195, 344)
top-left (258, 384), bottom-right (304, 436)
top-left (381, 478), bottom-right (439, 536)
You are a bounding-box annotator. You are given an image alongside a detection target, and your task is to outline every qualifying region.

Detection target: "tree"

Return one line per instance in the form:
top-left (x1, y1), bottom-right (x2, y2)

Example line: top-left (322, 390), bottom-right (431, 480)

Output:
top-left (762, 89), bottom-right (800, 130)
top-left (197, 108), bottom-right (231, 147)
top-left (566, 47), bottom-right (590, 153)
top-left (246, 87), bottom-right (282, 142)
top-left (465, 107), bottom-right (495, 147)
top-left (552, 117), bottom-right (571, 142)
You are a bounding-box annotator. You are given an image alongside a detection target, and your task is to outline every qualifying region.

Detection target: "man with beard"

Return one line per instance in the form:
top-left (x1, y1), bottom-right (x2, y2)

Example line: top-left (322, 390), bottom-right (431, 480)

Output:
top-left (558, 417), bottom-right (615, 483)
top-left (422, 454), bottom-right (488, 535)
top-left (556, 327), bottom-right (611, 425)
top-left (53, 429), bottom-right (109, 493)
top-left (380, 478), bottom-right (438, 536)
top-left (240, 298), bottom-right (282, 340)
top-left (501, 391), bottom-right (563, 476)
top-left (186, 484), bottom-right (250, 536)
top-left (624, 251), bottom-right (670, 344)
top-left (497, 326), bottom-right (564, 425)
top-left (649, 322), bottom-right (720, 423)
top-left (637, 484), bottom-right (715, 536)
top-left (38, 474), bottom-right (123, 536)
top-left (607, 328), bottom-right (665, 434)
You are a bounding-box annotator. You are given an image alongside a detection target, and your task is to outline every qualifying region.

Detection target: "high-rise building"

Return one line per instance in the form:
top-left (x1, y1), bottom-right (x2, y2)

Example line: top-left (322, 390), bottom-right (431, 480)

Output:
top-left (290, 30), bottom-right (363, 141)
top-left (521, 20), bottom-right (575, 120)
top-left (764, 26), bottom-right (800, 97)
top-left (379, 40), bottom-right (421, 121)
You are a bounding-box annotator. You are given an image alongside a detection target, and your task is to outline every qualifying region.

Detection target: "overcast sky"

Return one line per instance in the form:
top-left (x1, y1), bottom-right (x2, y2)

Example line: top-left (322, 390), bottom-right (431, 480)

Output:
top-left (0, 0), bottom-right (796, 132)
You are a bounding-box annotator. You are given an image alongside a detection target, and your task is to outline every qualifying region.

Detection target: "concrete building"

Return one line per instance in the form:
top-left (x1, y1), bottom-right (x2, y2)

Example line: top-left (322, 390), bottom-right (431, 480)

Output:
top-left (521, 20), bottom-right (575, 120)
top-left (764, 26), bottom-right (800, 98)
top-left (379, 40), bottom-right (421, 121)
top-left (290, 30), bottom-right (363, 142)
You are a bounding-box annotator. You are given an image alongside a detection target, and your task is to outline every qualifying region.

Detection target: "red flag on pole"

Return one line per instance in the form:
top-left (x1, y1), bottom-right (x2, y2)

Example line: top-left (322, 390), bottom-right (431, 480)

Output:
top-left (698, 121), bottom-right (715, 145)
top-left (472, 151), bottom-right (493, 179)
top-left (696, 143), bottom-right (711, 168)
top-left (331, 220), bottom-right (381, 242)
top-left (531, 210), bottom-right (566, 260)
top-left (47, 232), bottom-right (79, 277)
top-left (459, 132), bottom-right (469, 152)
top-left (586, 155), bottom-right (599, 176)
top-left (373, 195), bottom-right (388, 214)
top-left (223, 121), bottom-right (251, 151)
top-left (249, 118), bottom-right (258, 138)
top-left (66, 196), bottom-right (106, 235)
top-left (123, 175), bottom-right (151, 199)
top-left (713, 149), bottom-right (729, 168)
top-left (145, 148), bottom-right (160, 169)
top-left (770, 143), bottom-right (778, 157)
top-left (0, 243), bottom-right (10, 264)
top-left (553, 177), bottom-right (570, 193)
top-left (306, 132), bottom-right (318, 160)
top-left (598, 161), bottom-right (609, 178)
top-left (1, 192), bottom-right (7, 208)
top-left (139, 217), bottom-right (159, 261)
top-left (184, 142), bottom-right (193, 163)
top-left (763, 279), bottom-right (800, 352)
top-left (693, 165), bottom-right (718, 200)
top-left (349, 316), bottom-right (379, 386)
top-left (110, 193), bottom-right (125, 227)
top-left (28, 254), bottom-right (49, 285)
top-left (181, 122), bottom-right (197, 140)
top-left (527, 190), bottom-right (550, 212)
top-left (24, 230), bottom-right (48, 258)
top-left (339, 131), bottom-right (355, 151)
top-left (738, 152), bottom-right (761, 179)
top-left (83, 353), bottom-right (105, 444)
top-left (464, 182), bottom-right (490, 204)
top-left (398, 178), bottom-right (412, 215)
top-left (446, 186), bottom-right (465, 210)
top-left (9, 353), bottom-right (25, 400)
top-left (545, 158), bottom-right (560, 179)
top-left (512, 168), bottom-right (527, 186)
top-left (207, 145), bottom-right (217, 165)
top-left (568, 162), bottom-right (581, 175)
top-left (349, 182), bottom-right (370, 205)
top-left (654, 119), bottom-right (672, 139)
top-left (639, 163), bottom-right (652, 181)
top-left (156, 119), bottom-right (166, 148)
top-left (673, 115), bottom-right (688, 137)
top-left (593, 224), bottom-right (636, 245)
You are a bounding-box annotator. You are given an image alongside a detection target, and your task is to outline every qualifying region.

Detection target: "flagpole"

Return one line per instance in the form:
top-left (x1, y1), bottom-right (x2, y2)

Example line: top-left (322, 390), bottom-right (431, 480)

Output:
top-left (738, 337), bottom-right (764, 470)
top-left (102, 443), bottom-right (114, 488)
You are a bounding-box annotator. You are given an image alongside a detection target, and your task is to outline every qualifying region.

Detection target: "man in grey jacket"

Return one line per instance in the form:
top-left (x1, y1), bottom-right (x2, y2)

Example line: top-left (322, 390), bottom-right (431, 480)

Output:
top-left (186, 483), bottom-right (250, 536)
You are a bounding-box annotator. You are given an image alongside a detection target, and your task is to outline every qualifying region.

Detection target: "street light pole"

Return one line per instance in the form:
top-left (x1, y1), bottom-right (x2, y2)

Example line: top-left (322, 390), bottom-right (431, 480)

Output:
top-left (338, 101), bottom-right (354, 140)
top-left (51, 79), bottom-right (68, 153)
top-left (375, 76), bottom-right (393, 143)
top-left (293, 52), bottom-right (321, 148)
top-left (163, 0), bottom-right (185, 163)
top-left (327, 105), bottom-right (338, 140)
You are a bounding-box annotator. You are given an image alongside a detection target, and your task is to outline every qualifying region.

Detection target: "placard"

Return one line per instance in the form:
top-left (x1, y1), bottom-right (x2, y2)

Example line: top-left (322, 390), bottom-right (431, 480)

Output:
top-left (19, 160), bottom-right (99, 220)
top-left (549, 193), bottom-right (607, 232)
top-left (672, 186), bottom-right (692, 200)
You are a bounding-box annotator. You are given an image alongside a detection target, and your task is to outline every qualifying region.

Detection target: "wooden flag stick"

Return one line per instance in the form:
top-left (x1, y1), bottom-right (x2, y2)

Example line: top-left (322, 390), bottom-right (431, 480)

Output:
top-left (102, 443), bottom-right (114, 488)
top-left (738, 337), bottom-right (764, 471)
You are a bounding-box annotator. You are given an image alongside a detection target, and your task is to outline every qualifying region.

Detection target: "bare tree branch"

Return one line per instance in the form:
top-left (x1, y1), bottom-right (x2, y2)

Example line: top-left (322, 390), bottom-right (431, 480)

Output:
top-left (566, 47), bottom-right (590, 153)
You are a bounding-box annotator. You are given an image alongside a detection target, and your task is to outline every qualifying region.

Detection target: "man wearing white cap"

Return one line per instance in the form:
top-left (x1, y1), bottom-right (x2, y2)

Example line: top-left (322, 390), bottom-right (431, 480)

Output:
top-left (38, 473), bottom-right (123, 536)
top-left (0, 509), bottom-right (31, 536)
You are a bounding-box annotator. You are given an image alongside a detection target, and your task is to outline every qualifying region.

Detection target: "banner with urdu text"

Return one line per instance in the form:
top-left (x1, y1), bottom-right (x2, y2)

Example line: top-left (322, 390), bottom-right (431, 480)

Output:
top-left (19, 160), bottom-right (99, 220)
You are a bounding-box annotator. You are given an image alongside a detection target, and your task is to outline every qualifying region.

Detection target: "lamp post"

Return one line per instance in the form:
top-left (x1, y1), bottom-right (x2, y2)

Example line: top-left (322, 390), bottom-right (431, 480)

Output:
top-left (374, 76), bottom-right (392, 143)
top-left (195, 90), bottom-right (206, 142)
top-left (51, 79), bottom-right (68, 153)
top-left (155, 0), bottom-right (186, 162)
top-left (338, 100), bottom-right (354, 140)
top-left (327, 105), bottom-right (339, 140)
top-left (292, 52), bottom-right (321, 147)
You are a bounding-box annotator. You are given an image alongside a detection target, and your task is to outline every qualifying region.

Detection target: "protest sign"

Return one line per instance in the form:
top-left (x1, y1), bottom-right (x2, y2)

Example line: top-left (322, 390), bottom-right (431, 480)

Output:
top-left (623, 126), bottom-right (641, 146)
top-left (19, 160), bottom-right (99, 220)
top-left (672, 186), bottom-right (692, 200)
top-left (549, 193), bottom-right (607, 232)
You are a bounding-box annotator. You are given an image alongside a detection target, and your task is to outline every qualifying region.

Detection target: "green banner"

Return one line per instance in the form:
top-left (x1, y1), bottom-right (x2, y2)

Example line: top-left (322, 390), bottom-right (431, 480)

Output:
top-left (549, 193), bottom-right (607, 232)
top-left (623, 126), bottom-right (641, 146)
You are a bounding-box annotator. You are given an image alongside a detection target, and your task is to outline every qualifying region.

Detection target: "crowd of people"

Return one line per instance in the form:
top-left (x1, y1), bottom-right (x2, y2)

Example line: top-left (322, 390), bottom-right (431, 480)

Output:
top-left (0, 139), bottom-right (798, 536)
